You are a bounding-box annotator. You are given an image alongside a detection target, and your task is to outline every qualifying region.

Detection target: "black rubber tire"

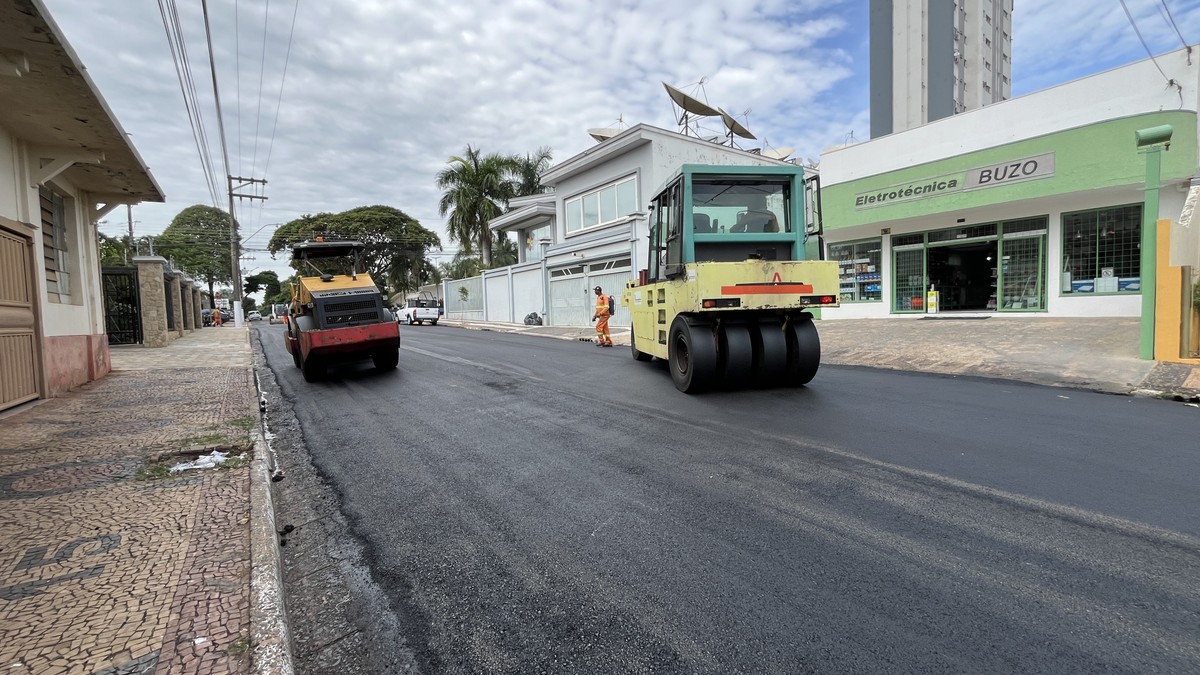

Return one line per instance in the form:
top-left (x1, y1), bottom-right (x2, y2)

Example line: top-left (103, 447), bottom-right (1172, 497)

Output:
top-left (288, 328), bottom-right (302, 368)
top-left (751, 320), bottom-right (788, 387)
top-left (631, 325), bottom-right (652, 362)
top-left (668, 316), bottom-right (717, 394)
top-left (372, 348), bottom-right (399, 371)
top-left (784, 315), bottom-right (821, 386)
top-left (717, 323), bottom-right (754, 388)
top-left (301, 354), bottom-right (324, 382)
top-left (430, 319), bottom-right (438, 326)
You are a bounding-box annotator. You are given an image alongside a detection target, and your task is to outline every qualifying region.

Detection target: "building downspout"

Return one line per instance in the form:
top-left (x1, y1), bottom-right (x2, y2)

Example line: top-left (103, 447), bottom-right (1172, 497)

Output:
top-left (1136, 124), bottom-right (1171, 360)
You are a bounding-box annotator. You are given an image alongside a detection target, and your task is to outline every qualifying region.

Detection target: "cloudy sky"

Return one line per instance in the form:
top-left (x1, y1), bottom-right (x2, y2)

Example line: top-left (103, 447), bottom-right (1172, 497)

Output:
top-left (39, 0), bottom-right (1200, 285)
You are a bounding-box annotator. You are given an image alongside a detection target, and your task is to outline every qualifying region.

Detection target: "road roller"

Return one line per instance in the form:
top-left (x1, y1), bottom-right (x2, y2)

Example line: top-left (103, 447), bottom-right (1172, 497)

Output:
top-left (621, 164), bottom-right (839, 393)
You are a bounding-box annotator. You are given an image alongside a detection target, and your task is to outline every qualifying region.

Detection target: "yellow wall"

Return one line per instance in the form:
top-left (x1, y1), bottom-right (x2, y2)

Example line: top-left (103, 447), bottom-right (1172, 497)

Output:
top-left (1155, 218), bottom-right (1200, 362)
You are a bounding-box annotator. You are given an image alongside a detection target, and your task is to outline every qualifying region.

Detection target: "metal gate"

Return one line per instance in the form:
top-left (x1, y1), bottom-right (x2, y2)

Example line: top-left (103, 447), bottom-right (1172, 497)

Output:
top-left (102, 267), bottom-right (142, 345)
top-left (0, 226), bottom-right (39, 411)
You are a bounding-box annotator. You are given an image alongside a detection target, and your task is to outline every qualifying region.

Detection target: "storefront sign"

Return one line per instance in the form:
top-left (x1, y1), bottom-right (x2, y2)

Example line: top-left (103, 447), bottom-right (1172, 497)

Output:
top-left (964, 153), bottom-right (1055, 190)
top-left (854, 172), bottom-right (965, 209)
top-left (854, 152), bottom-right (1057, 210)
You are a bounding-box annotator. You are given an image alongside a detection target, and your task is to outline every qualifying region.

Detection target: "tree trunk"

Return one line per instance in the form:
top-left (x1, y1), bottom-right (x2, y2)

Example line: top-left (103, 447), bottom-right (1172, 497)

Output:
top-left (480, 223), bottom-right (493, 268)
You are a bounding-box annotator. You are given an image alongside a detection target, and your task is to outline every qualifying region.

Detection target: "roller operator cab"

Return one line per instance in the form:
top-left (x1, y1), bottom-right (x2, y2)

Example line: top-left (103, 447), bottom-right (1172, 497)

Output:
top-left (283, 240), bottom-right (400, 382)
top-left (622, 164), bottom-right (839, 393)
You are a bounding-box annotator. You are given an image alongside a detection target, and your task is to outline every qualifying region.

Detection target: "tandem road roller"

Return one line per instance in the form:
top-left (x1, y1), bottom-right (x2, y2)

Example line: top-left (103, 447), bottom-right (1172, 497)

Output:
top-left (283, 239), bottom-right (400, 382)
top-left (622, 164), bottom-right (839, 393)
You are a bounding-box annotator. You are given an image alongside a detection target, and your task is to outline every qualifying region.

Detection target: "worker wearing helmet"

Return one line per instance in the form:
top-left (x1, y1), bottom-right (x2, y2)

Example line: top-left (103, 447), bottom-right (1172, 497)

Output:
top-left (591, 286), bottom-right (613, 347)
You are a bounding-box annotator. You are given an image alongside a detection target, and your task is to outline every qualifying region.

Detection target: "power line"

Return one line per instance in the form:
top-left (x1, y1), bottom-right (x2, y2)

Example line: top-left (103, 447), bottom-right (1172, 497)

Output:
top-left (251, 0), bottom-right (273, 176)
top-left (156, 0), bottom-right (221, 207)
top-left (1158, 0), bottom-right (1189, 48)
top-left (1119, 0), bottom-right (1170, 82)
top-left (262, 0), bottom-right (300, 178)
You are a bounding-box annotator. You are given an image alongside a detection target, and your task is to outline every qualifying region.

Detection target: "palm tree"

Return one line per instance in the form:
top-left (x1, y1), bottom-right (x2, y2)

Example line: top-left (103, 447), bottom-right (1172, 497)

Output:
top-left (436, 146), bottom-right (511, 268)
top-left (507, 146), bottom-right (553, 200)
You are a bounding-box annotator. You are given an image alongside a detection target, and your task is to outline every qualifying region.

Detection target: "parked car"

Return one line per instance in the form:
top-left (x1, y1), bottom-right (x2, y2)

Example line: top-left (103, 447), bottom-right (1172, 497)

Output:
top-left (397, 301), bottom-right (439, 326)
top-left (247, 310), bottom-right (262, 321)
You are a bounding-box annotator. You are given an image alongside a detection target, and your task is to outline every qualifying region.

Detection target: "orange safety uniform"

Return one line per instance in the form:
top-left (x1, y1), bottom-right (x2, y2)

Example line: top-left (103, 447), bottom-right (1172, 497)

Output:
top-left (593, 293), bottom-right (613, 346)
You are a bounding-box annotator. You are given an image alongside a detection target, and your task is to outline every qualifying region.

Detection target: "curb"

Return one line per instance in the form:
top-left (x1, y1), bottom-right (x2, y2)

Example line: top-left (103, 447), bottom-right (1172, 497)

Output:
top-left (248, 366), bottom-right (295, 675)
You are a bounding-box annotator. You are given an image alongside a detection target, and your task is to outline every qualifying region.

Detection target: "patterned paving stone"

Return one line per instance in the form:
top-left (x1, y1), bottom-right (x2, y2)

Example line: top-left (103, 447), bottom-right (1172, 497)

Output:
top-left (0, 328), bottom-right (257, 675)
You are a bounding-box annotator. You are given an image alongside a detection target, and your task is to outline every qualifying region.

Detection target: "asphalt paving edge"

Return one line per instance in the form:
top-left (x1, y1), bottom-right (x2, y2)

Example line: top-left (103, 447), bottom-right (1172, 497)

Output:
top-left (248, 367), bottom-right (296, 675)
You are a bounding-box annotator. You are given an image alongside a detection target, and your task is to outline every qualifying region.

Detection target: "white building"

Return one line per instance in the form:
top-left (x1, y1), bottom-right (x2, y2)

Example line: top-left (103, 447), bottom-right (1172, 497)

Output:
top-left (0, 0), bottom-right (164, 412)
top-left (445, 124), bottom-right (791, 326)
top-left (870, 0), bottom-right (1013, 137)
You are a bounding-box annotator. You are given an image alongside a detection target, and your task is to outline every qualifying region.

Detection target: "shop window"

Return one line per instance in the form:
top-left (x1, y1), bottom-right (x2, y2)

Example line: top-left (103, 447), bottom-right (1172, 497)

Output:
top-left (1061, 204), bottom-right (1142, 294)
top-left (829, 239), bottom-right (883, 303)
top-left (565, 176), bottom-right (638, 235)
top-left (40, 187), bottom-right (70, 300)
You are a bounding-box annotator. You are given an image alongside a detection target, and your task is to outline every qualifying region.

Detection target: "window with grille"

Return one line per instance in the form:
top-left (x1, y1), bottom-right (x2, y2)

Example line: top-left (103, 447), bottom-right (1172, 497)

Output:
top-left (40, 187), bottom-right (70, 299)
top-left (1061, 204), bottom-right (1142, 294)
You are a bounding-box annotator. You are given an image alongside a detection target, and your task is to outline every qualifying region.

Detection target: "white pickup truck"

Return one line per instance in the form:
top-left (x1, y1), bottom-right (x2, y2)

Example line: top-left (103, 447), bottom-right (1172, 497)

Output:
top-left (397, 299), bottom-right (440, 326)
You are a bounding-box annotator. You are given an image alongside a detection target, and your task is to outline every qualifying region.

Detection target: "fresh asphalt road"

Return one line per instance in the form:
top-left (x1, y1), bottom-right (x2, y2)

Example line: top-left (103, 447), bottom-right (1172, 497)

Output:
top-left (257, 324), bottom-right (1200, 674)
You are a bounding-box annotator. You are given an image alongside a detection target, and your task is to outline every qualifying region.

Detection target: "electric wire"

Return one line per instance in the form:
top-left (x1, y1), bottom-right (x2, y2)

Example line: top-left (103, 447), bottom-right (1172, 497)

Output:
top-left (234, 0), bottom-right (242, 176)
top-left (1158, 0), bottom-right (1189, 48)
top-left (168, 0), bottom-right (222, 207)
top-left (251, 0), bottom-right (272, 176)
top-left (1119, 0), bottom-right (1170, 81)
top-left (156, 0), bottom-right (221, 207)
top-left (261, 0), bottom-right (301, 178)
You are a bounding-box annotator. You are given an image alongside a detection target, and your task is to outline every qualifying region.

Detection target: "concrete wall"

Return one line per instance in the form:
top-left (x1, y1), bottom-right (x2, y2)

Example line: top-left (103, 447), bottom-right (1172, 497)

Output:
top-left (484, 270), bottom-right (512, 323)
top-left (511, 264), bottom-right (545, 323)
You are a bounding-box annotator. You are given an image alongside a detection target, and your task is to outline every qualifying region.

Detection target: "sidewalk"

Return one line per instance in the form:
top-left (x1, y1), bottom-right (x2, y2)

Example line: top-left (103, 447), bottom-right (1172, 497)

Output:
top-left (0, 326), bottom-right (288, 675)
top-left (442, 315), bottom-right (1200, 400)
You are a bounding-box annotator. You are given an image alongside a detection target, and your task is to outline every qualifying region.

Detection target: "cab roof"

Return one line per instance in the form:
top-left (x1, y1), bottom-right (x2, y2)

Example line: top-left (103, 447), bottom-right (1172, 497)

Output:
top-left (291, 240), bottom-right (365, 259)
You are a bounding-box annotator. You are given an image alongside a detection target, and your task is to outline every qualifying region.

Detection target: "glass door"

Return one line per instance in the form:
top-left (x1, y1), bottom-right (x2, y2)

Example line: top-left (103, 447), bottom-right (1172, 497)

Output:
top-left (893, 247), bottom-right (926, 313)
top-left (999, 235), bottom-right (1045, 311)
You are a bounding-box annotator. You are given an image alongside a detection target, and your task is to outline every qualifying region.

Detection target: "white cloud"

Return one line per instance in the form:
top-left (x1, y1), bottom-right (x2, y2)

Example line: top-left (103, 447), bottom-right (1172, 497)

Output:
top-left (38, 0), bottom-right (1200, 291)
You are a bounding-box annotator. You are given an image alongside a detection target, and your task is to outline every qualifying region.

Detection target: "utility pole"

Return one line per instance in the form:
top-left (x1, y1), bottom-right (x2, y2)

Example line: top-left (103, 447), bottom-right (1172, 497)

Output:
top-left (227, 175), bottom-right (268, 305)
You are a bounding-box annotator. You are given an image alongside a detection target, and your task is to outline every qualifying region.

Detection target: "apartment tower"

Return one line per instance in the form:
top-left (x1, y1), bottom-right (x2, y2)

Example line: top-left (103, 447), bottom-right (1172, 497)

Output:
top-left (870, 0), bottom-right (1013, 138)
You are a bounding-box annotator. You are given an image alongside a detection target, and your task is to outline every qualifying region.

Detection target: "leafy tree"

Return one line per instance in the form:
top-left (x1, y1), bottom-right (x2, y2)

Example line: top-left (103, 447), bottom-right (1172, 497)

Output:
top-left (242, 297), bottom-right (258, 312)
top-left (97, 232), bottom-right (130, 266)
top-left (268, 274), bottom-right (296, 306)
top-left (437, 236), bottom-right (519, 281)
top-left (157, 205), bottom-right (236, 303)
top-left (438, 251), bottom-right (483, 281)
top-left (243, 270), bottom-right (281, 300)
top-left (267, 205), bottom-right (441, 296)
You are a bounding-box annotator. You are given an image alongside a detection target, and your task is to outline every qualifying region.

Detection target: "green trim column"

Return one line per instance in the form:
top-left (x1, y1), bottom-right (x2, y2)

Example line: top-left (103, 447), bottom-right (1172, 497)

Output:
top-left (1135, 124), bottom-right (1172, 360)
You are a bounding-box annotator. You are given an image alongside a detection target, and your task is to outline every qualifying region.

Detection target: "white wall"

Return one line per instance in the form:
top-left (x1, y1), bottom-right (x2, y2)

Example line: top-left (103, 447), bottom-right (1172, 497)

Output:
top-left (511, 264), bottom-right (545, 323)
top-left (0, 129), bottom-right (19, 220)
top-left (484, 270), bottom-right (511, 322)
top-left (825, 45), bottom-right (1200, 183)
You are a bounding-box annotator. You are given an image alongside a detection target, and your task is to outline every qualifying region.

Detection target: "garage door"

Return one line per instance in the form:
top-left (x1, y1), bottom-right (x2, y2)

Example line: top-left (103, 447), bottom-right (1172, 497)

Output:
top-left (0, 227), bottom-right (39, 411)
top-left (548, 258), bottom-right (634, 326)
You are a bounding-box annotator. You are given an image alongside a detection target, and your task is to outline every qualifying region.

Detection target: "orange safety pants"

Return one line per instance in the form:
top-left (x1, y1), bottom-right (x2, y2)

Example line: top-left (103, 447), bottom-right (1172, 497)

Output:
top-left (595, 314), bottom-right (612, 345)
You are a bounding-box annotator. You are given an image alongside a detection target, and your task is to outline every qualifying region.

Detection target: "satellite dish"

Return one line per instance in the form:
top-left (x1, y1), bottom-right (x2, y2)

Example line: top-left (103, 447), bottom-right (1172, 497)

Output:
top-left (588, 128), bottom-right (620, 142)
top-left (762, 147), bottom-right (794, 160)
top-left (663, 82), bottom-right (720, 117)
top-left (718, 107), bottom-right (756, 140)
